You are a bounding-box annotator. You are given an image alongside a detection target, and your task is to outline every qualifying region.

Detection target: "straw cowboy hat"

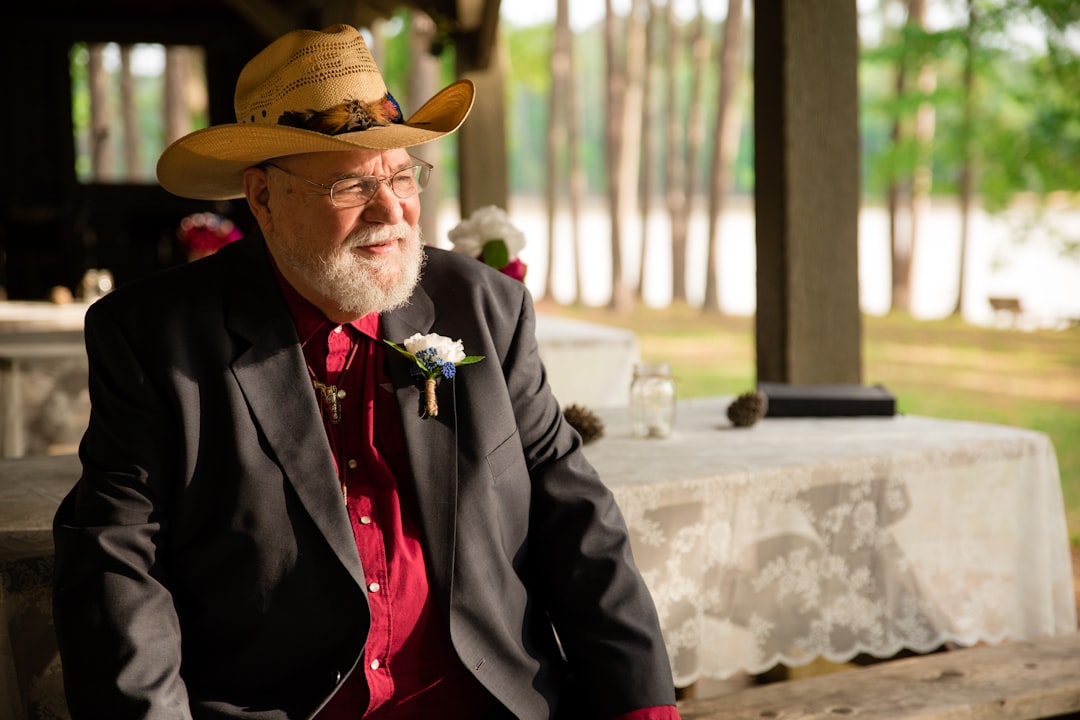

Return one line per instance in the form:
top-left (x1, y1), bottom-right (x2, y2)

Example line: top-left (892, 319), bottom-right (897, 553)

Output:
top-left (157, 23), bottom-right (475, 201)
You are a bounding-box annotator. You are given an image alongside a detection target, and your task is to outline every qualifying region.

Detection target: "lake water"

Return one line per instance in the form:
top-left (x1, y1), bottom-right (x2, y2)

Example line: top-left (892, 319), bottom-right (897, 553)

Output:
top-left (437, 197), bottom-right (1080, 330)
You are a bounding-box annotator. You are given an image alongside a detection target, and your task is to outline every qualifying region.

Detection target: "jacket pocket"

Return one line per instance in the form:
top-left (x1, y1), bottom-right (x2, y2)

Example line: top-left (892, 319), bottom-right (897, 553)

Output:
top-left (485, 430), bottom-right (527, 486)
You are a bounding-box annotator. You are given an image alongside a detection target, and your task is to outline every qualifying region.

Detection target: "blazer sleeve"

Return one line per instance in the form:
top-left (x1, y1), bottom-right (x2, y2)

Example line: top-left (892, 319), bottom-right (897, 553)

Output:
top-left (500, 290), bottom-right (678, 716)
top-left (52, 299), bottom-right (192, 719)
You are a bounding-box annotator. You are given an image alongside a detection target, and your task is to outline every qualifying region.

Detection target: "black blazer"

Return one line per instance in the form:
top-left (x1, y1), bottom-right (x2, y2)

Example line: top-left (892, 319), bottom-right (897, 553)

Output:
top-left (53, 235), bottom-right (676, 720)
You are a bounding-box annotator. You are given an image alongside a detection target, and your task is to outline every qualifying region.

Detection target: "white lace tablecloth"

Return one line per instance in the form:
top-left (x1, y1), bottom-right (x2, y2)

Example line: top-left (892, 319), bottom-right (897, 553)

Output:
top-left (584, 397), bottom-right (1077, 687)
top-left (3, 405), bottom-right (1076, 706)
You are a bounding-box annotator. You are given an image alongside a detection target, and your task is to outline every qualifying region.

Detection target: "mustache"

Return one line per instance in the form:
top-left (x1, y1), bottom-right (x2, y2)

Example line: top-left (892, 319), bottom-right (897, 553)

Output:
top-left (346, 222), bottom-right (417, 248)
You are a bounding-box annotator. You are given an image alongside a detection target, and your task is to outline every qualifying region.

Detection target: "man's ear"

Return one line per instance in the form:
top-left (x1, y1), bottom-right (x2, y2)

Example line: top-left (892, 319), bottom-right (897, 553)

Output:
top-left (242, 166), bottom-right (272, 231)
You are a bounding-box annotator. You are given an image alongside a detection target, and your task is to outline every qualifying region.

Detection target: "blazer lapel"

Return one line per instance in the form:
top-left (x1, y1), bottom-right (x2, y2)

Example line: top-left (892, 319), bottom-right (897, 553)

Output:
top-left (382, 287), bottom-right (458, 598)
top-left (222, 239), bottom-right (364, 587)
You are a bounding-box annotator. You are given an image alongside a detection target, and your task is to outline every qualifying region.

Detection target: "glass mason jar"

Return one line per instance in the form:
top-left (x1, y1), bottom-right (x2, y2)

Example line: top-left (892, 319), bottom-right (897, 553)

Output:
top-left (629, 362), bottom-right (676, 438)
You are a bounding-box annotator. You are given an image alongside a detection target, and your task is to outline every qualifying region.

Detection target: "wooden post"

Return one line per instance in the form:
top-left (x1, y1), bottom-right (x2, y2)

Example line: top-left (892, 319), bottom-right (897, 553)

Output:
top-left (753, 0), bottom-right (862, 385)
top-left (456, 35), bottom-right (509, 217)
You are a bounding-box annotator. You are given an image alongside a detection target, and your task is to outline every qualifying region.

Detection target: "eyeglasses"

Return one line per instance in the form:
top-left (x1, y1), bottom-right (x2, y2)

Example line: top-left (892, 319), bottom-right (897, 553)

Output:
top-left (262, 157), bottom-right (432, 208)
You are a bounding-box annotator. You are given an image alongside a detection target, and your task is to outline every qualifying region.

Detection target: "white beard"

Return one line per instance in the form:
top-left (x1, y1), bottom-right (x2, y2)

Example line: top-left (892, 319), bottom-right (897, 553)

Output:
top-left (275, 222), bottom-right (425, 317)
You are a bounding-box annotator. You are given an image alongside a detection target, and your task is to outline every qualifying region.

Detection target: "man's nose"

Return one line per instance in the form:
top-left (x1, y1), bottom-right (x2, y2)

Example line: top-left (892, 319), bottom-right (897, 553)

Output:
top-left (361, 182), bottom-right (404, 224)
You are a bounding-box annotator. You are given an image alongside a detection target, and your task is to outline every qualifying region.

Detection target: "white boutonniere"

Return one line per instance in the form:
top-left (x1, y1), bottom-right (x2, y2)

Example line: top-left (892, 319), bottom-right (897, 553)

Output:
top-left (385, 333), bottom-right (484, 418)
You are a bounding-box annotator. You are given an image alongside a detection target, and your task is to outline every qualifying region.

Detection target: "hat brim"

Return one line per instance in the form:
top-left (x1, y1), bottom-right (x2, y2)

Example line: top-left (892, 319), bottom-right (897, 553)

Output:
top-left (157, 79), bottom-right (475, 201)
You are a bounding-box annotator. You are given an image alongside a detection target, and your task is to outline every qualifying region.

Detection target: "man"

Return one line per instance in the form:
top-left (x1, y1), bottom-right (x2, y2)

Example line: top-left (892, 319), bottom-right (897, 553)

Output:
top-left (53, 24), bottom-right (680, 720)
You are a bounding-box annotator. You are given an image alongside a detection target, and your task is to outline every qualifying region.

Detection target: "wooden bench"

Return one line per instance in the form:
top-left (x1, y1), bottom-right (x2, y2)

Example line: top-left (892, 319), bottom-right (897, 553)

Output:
top-left (988, 296), bottom-right (1024, 326)
top-left (677, 633), bottom-right (1080, 720)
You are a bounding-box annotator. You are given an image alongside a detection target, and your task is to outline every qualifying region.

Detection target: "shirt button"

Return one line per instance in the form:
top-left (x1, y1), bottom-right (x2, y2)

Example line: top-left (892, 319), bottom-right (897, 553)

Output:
top-left (359, 516), bottom-right (372, 525)
top-left (347, 459), bottom-right (358, 469)
top-left (368, 582), bottom-right (380, 593)
top-left (370, 659), bottom-right (381, 670)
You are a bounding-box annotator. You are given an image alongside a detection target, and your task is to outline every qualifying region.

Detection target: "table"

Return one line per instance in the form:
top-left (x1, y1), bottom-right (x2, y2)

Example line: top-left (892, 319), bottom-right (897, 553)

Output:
top-left (0, 333), bottom-right (88, 459)
top-left (0, 453), bottom-right (76, 720)
top-left (2, 402), bottom-right (1076, 712)
top-left (0, 302), bottom-right (89, 334)
top-left (0, 302), bottom-right (91, 459)
top-left (0, 310), bottom-right (630, 461)
top-left (534, 314), bottom-right (639, 409)
top-left (584, 397), bottom-right (1078, 687)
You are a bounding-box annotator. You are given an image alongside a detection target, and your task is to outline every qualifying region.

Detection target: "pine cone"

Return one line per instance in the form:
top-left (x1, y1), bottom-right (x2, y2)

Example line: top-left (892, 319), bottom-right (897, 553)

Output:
top-left (564, 404), bottom-right (605, 444)
top-left (726, 390), bottom-right (768, 428)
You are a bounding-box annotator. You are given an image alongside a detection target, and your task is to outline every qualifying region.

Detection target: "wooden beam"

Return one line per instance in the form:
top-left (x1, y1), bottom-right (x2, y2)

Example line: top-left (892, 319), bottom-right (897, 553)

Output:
top-left (324, 0), bottom-right (400, 30)
top-left (220, 0), bottom-right (301, 40)
top-left (456, 35), bottom-right (508, 215)
top-left (471, 0), bottom-right (501, 70)
top-left (454, 0), bottom-right (500, 69)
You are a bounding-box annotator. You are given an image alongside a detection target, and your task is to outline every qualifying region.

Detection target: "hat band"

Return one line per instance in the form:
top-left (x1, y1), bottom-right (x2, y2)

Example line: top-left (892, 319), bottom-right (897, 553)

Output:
top-left (276, 92), bottom-right (404, 136)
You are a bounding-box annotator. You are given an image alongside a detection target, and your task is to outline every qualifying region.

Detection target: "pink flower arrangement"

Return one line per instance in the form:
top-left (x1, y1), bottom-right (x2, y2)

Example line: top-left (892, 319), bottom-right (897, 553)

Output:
top-left (178, 212), bottom-right (243, 261)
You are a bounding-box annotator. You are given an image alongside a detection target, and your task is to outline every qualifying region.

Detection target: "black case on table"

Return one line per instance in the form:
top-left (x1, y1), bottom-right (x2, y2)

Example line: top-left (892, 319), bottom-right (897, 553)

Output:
top-left (757, 382), bottom-right (897, 417)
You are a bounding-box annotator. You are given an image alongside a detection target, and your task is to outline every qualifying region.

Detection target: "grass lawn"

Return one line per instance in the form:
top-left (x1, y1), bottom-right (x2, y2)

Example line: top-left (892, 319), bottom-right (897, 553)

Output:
top-left (535, 299), bottom-right (1080, 544)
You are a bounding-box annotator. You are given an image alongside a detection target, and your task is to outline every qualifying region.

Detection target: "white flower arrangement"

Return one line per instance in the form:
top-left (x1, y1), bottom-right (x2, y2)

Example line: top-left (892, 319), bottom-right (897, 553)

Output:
top-left (447, 205), bottom-right (528, 281)
top-left (385, 332), bottom-right (484, 418)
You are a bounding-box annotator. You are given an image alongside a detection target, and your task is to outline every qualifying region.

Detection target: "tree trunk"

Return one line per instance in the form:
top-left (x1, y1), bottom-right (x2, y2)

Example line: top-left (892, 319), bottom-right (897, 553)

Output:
top-left (636, 0), bottom-right (659, 297)
top-left (163, 46), bottom-right (191, 148)
top-left (952, 0), bottom-right (977, 318)
top-left (88, 44), bottom-right (112, 181)
top-left (566, 9), bottom-right (586, 304)
top-left (605, 0), bottom-right (630, 312)
top-left (702, 0), bottom-right (745, 314)
top-left (889, 5), bottom-right (912, 313)
top-left (663, 2), bottom-right (688, 304)
top-left (887, 179), bottom-right (910, 312)
top-left (891, 0), bottom-right (936, 314)
top-left (119, 45), bottom-right (141, 180)
top-left (410, 11), bottom-right (442, 250)
top-left (604, 0), bottom-right (623, 310)
top-left (546, 0), bottom-right (572, 301)
top-left (909, 0), bottom-right (936, 314)
top-left (617, 0), bottom-right (648, 308)
top-left (680, 1), bottom-right (709, 306)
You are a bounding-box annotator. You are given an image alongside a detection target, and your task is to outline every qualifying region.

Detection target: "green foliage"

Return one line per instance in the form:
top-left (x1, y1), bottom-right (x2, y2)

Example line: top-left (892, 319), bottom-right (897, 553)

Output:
top-left (69, 43), bottom-right (91, 178)
top-left (862, 0), bottom-right (1080, 213)
top-left (502, 23), bottom-right (555, 197)
top-left (505, 24), bottom-right (555, 95)
top-left (376, 13), bottom-right (414, 108)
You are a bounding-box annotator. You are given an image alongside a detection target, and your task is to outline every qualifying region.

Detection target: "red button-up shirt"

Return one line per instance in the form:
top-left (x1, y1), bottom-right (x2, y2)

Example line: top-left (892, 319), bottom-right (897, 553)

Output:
top-left (276, 272), bottom-right (679, 720)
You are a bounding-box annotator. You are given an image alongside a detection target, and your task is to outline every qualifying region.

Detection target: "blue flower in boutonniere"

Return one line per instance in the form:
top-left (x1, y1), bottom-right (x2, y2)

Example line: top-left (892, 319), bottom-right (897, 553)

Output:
top-left (385, 333), bottom-right (484, 418)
